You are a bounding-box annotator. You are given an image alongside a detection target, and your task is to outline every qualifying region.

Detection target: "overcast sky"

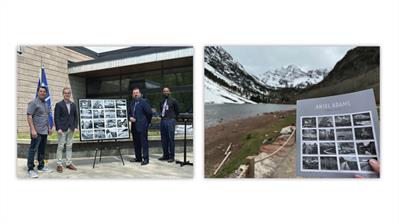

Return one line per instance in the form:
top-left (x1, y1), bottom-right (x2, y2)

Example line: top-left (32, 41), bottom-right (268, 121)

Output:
top-left (85, 46), bottom-right (129, 53)
top-left (222, 46), bottom-right (354, 75)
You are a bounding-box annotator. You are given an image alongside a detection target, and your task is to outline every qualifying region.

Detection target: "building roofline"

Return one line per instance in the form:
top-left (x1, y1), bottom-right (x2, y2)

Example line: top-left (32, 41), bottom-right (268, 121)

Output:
top-left (65, 46), bottom-right (100, 58)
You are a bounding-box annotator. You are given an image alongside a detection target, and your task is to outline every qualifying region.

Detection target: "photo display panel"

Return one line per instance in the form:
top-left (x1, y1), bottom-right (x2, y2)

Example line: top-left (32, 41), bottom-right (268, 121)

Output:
top-left (79, 99), bottom-right (130, 141)
top-left (296, 89), bottom-right (380, 178)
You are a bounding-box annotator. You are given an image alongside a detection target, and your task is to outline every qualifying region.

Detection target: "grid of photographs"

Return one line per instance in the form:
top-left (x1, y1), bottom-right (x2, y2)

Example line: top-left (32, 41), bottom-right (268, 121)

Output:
top-left (300, 111), bottom-right (378, 173)
top-left (79, 99), bottom-right (129, 141)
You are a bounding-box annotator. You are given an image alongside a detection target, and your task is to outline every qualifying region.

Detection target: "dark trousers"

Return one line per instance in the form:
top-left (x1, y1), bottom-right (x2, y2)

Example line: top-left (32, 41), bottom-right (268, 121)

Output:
top-left (132, 129), bottom-right (149, 161)
top-left (27, 134), bottom-right (47, 171)
top-left (160, 119), bottom-right (176, 159)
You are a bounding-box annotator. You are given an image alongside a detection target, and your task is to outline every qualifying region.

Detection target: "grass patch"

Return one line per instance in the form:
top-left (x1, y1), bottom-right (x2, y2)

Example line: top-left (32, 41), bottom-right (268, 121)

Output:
top-left (213, 114), bottom-right (296, 178)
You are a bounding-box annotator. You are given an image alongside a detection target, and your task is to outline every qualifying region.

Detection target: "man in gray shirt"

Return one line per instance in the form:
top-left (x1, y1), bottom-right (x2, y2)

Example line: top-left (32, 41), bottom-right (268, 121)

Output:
top-left (26, 86), bottom-right (53, 178)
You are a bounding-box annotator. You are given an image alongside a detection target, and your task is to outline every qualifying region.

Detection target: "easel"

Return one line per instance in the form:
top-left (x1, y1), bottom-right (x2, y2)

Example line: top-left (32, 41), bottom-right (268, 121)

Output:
top-left (92, 139), bottom-right (125, 168)
top-left (176, 115), bottom-right (193, 167)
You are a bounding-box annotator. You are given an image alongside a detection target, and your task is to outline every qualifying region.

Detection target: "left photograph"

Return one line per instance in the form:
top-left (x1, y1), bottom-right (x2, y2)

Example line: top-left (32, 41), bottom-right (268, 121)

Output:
top-left (16, 46), bottom-right (193, 179)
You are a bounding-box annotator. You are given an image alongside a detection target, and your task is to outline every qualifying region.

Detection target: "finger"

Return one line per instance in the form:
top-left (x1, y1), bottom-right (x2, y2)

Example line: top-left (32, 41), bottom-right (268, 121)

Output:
top-left (354, 175), bottom-right (364, 178)
top-left (369, 159), bottom-right (380, 173)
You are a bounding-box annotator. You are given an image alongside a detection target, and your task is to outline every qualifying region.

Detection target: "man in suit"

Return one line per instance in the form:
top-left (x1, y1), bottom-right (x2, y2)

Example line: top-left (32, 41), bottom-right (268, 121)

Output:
top-left (54, 87), bottom-right (78, 173)
top-left (158, 87), bottom-right (179, 163)
top-left (128, 88), bottom-right (153, 165)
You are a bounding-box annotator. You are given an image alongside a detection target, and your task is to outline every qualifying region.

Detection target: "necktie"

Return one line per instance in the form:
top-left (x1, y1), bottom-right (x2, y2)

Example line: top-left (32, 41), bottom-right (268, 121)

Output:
top-left (161, 99), bottom-right (168, 117)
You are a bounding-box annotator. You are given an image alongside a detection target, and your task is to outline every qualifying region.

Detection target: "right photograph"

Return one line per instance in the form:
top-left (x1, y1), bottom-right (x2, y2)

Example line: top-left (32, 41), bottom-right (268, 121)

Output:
top-left (204, 46), bottom-right (380, 178)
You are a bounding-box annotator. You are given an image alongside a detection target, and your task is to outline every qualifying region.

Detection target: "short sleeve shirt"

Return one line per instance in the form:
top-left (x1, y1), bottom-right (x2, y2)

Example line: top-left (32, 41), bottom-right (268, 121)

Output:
top-left (27, 97), bottom-right (49, 135)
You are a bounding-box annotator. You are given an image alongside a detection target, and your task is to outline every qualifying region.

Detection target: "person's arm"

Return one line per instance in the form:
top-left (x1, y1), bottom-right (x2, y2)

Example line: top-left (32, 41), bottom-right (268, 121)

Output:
top-left (27, 101), bottom-right (37, 138)
top-left (73, 103), bottom-right (79, 131)
top-left (128, 102), bottom-right (135, 122)
top-left (144, 100), bottom-right (153, 124)
top-left (174, 99), bottom-right (179, 116)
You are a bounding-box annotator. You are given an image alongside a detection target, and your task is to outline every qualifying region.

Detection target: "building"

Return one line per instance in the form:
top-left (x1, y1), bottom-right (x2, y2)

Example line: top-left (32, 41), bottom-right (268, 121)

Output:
top-left (16, 46), bottom-right (193, 134)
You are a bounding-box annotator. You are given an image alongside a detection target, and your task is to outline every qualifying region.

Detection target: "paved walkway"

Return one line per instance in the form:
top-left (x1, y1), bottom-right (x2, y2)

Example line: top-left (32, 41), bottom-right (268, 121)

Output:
top-left (17, 153), bottom-right (193, 179)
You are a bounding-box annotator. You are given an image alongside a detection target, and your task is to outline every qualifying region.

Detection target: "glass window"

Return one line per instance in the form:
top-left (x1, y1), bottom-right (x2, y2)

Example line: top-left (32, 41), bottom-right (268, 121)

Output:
top-left (87, 77), bottom-right (120, 95)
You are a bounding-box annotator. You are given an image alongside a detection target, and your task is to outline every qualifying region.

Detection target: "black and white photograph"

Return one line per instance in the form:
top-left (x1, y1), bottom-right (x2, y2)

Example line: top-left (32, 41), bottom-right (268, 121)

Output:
top-left (302, 157), bottom-right (319, 170)
top-left (81, 120), bottom-right (93, 130)
top-left (116, 100), bottom-right (126, 109)
top-left (318, 116), bottom-right (334, 127)
top-left (81, 130), bottom-right (94, 140)
top-left (339, 156), bottom-right (359, 171)
top-left (319, 129), bottom-right (335, 141)
top-left (337, 142), bottom-right (356, 155)
top-left (319, 142), bottom-right (336, 155)
top-left (105, 128), bottom-right (117, 138)
top-left (356, 141), bottom-right (377, 155)
top-left (116, 109), bottom-right (127, 118)
top-left (117, 119), bottom-right (128, 128)
top-left (93, 119), bottom-right (105, 129)
top-left (359, 157), bottom-right (378, 171)
top-left (302, 117), bottom-right (316, 128)
top-left (104, 100), bottom-right (115, 109)
top-left (94, 129), bottom-right (106, 139)
top-left (92, 100), bottom-right (104, 109)
top-left (336, 128), bottom-right (353, 140)
top-left (335, 115), bottom-right (352, 127)
top-left (302, 142), bottom-right (318, 154)
top-left (105, 109), bottom-right (116, 118)
top-left (320, 157), bottom-right (338, 170)
top-left (355, 127), bottom-right (374, 140)
top-left (117, 128), bottom-right (129, 138)
top-left (80, 109), bottom-right (92, 119)
top-left (106, 119), bottom-right (116, 128)
top-left (93, 110), bottom-right (104, 119)
top-left (302, 129), bottom-right (317, 141)
top-left (353, 112), bottom-right (372, 126)
top-left (79, 99), bottom-right (91, 109)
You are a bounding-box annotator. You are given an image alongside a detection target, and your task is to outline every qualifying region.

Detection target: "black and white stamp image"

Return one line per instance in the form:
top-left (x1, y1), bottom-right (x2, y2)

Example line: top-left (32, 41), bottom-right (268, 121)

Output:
top-left (104, 109), bottom-right (116, 118)
top-left (94, 129), bottom-right (106, 139)
top-left (336, 128), bottom-right (353, 140)
top-left (116, 100), bottom-right (126, 109)
top-left (79, 99), bottom-right (91, 109)
top-left (104, 100), bottom-right (115, 109)
top-left (92, 100), bottom-right (104, 109)
top-left (335, 115), bottom-right (352, 127)
top-left (80, 109), bottom-right (92, 119)
top-left (105, 128), bottom-right (117, 138)
top-left (302, 117), bottom-right (316, 128)
top-left (356, 141), bottom-right (377, 155)
top-left (93, 110), bottom-right (104, 119)
top-left (117, 118), bottom-right (128, 128)
top-left (117, 128), bottom-right (129, 138)
top-left (358, 157), bottom-right (378, 171)
top-left (355, 127), bottom-right (374, 140)
top-left (339, 156), bottom-right (359, 171)
top-left (81, 120), bottom-right (93, 130)
top-left (302, 156), bottom-right (319, 170)
top-left (318, 116), bottom-right (334, 128)
top-left (93, 119), bottom-right (105, 129)
top-left (116, 109), bottom-right (127, 118)
top-left (302, 129), bottom-right (317, 141)
top-left (352, 112), bottom-right (372, 126)
top-left (319, 129), bottom-right (335, 141)
top-left (319, 142), bottom-right (336, 155)
top-left (81, 130), bottom-right (93, 140)
top-left (302, 142), bottom-right (318, 155)
top-left (106, 119), bottom-right (116, 128)
top-left (320, 157), bottom-right (338, 170)
top-left (337, 142), bottom-right (355, 155)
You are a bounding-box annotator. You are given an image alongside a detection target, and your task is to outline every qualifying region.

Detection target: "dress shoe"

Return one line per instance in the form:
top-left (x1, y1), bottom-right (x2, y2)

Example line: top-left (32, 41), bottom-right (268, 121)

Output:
top-left (167, 158), bottom-right (175, 163)
top-left (141, 160), bottom-right (149, 165)
top-left (66, 164), bottom-right (77, 171)
top-left (56, 165), bottom-right (63, 173)
top-left (158, 156), bottom-right (168, 161)
top-left (130, 158), bottom-right (142, 163)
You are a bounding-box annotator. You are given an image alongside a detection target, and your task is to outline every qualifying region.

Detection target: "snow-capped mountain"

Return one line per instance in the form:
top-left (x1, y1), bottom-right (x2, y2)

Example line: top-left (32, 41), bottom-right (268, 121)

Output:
top-left (204, 46), bottom-right (271, 104)
top-left (258, 65), bottom-right (330, 89)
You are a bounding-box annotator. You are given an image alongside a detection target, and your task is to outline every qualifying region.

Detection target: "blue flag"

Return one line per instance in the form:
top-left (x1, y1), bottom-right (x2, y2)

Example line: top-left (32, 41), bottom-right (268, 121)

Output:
top-left (36, 65), bottom-right (54, 129)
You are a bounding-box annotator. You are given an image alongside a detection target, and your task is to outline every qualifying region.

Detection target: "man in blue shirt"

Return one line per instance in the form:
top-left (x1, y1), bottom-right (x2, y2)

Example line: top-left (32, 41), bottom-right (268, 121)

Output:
top-left (128, 88), bottom-right (153, 165)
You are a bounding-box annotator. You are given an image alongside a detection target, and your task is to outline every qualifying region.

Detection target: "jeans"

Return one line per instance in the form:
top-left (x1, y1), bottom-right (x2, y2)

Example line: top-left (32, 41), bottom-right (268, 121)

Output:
top-left (160, 119), bottom-right (176, 159)
top-left (56, 129), bottom-right (74, 166)
top-left (27, 134), bottom-right (47, 171)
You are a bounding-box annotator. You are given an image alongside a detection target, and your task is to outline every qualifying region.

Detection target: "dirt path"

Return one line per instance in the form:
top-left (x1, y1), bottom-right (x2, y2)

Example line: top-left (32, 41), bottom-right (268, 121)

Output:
top-left (204, 110), bottom-right (295, 177)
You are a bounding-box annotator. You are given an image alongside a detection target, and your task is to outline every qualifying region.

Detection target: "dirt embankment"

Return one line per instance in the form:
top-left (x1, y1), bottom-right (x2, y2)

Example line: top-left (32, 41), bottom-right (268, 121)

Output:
top-left (204, 110), bottom-right (296, 177)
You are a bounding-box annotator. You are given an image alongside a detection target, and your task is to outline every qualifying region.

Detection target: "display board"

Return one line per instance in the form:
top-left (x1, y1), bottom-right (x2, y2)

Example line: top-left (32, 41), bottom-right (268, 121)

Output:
top-left (78, 99), bottom-right (130, 141)
top-left (296, 89), bottom-right (380, 178)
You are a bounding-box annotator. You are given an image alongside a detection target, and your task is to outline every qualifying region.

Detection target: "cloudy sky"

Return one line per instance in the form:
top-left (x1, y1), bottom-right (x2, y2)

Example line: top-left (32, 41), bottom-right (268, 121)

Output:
top-left (222, 46), bottom-right (354, 75)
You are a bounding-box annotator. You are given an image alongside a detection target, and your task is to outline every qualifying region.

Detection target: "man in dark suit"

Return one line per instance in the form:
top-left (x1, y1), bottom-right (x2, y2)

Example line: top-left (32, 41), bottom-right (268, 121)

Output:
top-left (54, 87), bottom-right (78, 173)
top-left (128, 88), bottom-right (153, 165)
top-left (158, 87), bottom-right (179, 163)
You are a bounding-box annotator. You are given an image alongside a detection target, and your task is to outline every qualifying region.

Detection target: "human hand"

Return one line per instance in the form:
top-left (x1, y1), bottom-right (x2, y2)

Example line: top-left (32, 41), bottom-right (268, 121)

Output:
top-left (130, 117), bottom-right (136, 123)
top-left (58, 129), bottom-right (63, 134)
top-left (355, 159), bottom-right (380, 178)
top-left (31, 129), bottom-right (37, 139)
top-left (74, 128), bottom-right (79, 132)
